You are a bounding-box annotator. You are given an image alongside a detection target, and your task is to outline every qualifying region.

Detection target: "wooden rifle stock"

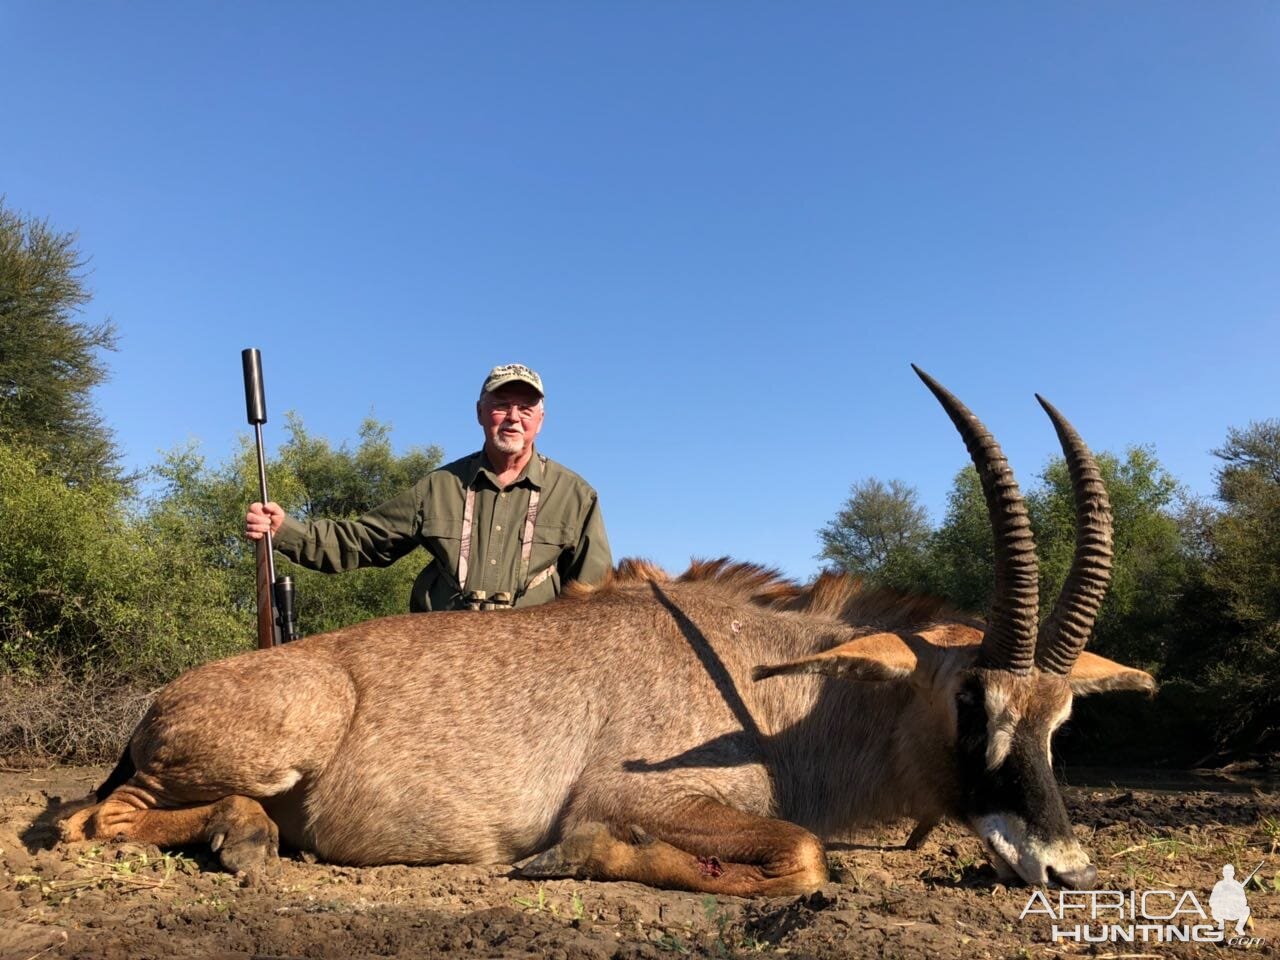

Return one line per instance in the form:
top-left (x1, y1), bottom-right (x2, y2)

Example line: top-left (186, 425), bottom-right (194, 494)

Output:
top-left (255, 537), bottom-right (276, 649)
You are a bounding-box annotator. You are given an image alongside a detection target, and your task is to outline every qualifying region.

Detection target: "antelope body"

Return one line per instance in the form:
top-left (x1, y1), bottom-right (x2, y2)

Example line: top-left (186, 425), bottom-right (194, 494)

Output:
top-left (62, 369), bottom-right (1155, 896)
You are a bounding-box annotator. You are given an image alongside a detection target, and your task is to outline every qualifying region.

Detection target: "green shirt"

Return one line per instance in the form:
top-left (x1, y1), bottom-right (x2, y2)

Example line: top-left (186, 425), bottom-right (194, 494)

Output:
top-left (273, 449), bottom-right (611, 611)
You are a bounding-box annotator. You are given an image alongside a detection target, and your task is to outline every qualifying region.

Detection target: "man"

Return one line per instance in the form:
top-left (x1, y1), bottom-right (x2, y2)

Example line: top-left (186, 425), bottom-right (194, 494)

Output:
top-left (244, 363), bottom-right (611, 611)
top-left (1210, 863), bottom-right (1252, 936)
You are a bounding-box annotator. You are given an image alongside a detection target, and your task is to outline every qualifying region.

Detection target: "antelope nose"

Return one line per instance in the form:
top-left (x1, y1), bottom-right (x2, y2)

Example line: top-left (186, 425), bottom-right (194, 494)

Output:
top-left (1049, 863), bottom-right (1097, 889)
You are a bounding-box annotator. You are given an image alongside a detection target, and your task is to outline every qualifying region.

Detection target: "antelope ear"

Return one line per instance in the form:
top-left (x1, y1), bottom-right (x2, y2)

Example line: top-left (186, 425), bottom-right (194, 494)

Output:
top-left (1068, 651), bottom-right (1157, 697)
top-left (752, 633), bottom-right (918, 683)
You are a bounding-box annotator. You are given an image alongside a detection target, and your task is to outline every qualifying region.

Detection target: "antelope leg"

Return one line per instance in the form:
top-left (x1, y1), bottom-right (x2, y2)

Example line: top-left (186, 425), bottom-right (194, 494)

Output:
top-left (520, 797), bottom-right (828, 896)
top-left (60, 787), bottom-right (279, 875)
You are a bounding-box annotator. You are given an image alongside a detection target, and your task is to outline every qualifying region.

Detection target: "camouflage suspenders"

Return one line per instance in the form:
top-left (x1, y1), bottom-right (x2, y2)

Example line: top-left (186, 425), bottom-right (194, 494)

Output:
top-left (457, 455), bottom-right (556, 610)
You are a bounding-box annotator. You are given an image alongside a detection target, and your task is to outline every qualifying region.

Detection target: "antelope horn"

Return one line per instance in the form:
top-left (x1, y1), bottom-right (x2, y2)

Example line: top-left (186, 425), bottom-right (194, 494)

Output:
top-left (913, 365), bottom-right (1038, 674)
top-left (1034, 395), bottom-right (1113, 674)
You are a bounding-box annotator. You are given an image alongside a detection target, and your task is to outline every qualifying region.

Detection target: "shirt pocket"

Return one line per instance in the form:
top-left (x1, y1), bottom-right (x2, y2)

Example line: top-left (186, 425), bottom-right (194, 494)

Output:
top-left (528, 522), bottom-right (574, 575)
top-left (421, 515), bottom-right (463, 579)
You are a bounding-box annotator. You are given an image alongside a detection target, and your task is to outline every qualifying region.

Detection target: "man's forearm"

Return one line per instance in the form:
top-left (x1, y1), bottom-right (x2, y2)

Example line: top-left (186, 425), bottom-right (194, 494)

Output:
top-left (272, 514), bottom-right (412, 573)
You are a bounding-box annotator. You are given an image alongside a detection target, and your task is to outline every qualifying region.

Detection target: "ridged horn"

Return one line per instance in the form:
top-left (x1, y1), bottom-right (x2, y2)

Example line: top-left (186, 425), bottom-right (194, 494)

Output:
top-left (1034, 395), bottom-right (1113, 674)
top-left (913, 365), bottom-right (1038, 674)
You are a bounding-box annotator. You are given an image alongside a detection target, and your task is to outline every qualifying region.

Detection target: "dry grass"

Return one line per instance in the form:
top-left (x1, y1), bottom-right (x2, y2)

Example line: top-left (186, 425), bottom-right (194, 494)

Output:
top-left (0, 666), bottom-right (154, 765)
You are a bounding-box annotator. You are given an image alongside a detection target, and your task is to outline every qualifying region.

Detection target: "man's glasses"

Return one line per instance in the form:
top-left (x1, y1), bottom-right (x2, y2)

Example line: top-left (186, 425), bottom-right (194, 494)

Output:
top-left (483, 399), bottom-right (542, 419)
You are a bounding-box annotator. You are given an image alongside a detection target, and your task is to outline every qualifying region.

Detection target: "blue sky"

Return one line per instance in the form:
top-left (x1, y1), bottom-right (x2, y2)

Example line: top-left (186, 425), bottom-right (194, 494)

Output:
top-left (4, 2), bottom-right (1277, 579)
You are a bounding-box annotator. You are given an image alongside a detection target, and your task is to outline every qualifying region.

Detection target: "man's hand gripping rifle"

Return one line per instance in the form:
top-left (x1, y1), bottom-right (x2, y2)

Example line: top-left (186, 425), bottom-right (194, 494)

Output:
top-left (242, 348), bottom-right (300, 648)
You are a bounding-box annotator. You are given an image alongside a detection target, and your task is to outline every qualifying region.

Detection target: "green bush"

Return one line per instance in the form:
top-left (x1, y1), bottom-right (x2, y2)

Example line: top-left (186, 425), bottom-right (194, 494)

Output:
top-left (0, 440), bottom-right (248, 681)
top-left (146, 416), bottom-right (441, 638)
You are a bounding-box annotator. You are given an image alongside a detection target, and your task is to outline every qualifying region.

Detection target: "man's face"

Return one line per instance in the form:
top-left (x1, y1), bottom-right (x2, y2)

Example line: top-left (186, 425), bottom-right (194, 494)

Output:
top-left (477, 384), bottom-right (544, 459)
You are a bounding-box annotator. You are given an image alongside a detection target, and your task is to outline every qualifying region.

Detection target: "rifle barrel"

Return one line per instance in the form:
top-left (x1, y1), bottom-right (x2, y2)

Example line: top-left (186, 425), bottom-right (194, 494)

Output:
top-left (1241, 860), bottom-right (1265, 887)
top-left (243, 348), bottom-right (279, 648)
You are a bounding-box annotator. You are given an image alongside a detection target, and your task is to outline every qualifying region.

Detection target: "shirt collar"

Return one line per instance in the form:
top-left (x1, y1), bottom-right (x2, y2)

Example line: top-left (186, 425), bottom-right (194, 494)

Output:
top-left (469, 448), bottom-right (543, 490)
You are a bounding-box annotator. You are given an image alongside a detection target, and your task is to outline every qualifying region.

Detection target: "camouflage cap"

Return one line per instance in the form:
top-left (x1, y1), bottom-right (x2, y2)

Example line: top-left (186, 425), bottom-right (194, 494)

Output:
top-left (480, 363), bottom-right (544, 398)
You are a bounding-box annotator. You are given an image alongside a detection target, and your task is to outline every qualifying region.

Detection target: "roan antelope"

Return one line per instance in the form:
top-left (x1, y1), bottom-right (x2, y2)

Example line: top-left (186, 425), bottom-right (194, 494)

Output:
top-left (61, 367), bottom-right (1154, 895)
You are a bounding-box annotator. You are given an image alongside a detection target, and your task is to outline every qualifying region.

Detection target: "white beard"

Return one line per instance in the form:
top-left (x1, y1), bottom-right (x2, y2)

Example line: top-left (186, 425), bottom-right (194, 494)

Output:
top-left (492, 430), bottom-right (525, 455)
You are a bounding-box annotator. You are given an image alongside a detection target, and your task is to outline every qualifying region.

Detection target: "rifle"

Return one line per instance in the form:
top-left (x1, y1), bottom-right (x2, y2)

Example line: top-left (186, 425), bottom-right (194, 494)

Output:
top-left (1240, 860), bottom-right (1265, 889)
top-left (241, 348), bottom-right (299, 647)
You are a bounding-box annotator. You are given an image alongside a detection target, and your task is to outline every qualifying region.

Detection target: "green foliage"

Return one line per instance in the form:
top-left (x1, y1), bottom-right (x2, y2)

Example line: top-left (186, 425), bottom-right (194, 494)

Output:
top-left (1029, 447), bottom-right (1188, 666)
top-left (1, 410), bottom-right (442, 686)
top-left (860, 448), bottom-right (1190, 665)
top-left (1190, 420), bottom-right (1280, 754)
top-left (920, 467), bottom-right (993, 613)
top-left (147, 415), bottom-right (443, 637)
top-left (275, 414), bottom-right (442, 634)
top-left (280, 414), bottom-right (442, 520)
top-left (0, 440), bottom-right (246, 679)
top-left (0, 200), bottom-right (122, 486)
top-left (817, 477), bottom-right (931, 588)
top-left (1210, 421), bottom-right (1280, 622)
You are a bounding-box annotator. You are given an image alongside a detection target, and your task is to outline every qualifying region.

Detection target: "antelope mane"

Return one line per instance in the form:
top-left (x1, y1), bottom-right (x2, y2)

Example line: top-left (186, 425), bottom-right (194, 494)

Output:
top-left (563, 556), bottom-right (981, 638)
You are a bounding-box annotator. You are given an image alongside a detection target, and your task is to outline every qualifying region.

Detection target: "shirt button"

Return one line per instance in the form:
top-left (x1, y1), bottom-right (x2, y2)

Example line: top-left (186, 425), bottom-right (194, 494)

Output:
top-left (489, 559), bottom-right (496, 565)
top-left (500, 493), bottom-right (506, 499)
top-left (495, 524), bottom-right (502, 532)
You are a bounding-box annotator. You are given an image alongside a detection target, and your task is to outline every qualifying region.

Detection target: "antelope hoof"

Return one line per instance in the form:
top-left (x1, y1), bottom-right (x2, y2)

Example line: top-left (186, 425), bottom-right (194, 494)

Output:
top-left (206, 798), bottom-right (280, 876)
top-left (517, 821), bottom-right (616, 879)
top-left (57, 797), bottom-right (102, 842)
top-left (905, 818), bottom-right (938, 850)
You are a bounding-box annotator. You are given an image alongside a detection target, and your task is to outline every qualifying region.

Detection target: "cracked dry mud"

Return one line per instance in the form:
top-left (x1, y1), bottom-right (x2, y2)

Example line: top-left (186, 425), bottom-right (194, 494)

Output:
top-left (1, 768), bottom-right (1276, 959)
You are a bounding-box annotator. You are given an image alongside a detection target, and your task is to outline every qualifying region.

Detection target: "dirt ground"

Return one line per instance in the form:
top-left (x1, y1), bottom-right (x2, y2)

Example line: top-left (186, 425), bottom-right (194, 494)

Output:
top-left (1, 767), bottom-right (1276, 960)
